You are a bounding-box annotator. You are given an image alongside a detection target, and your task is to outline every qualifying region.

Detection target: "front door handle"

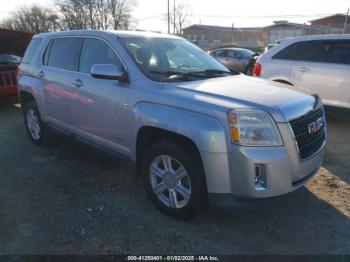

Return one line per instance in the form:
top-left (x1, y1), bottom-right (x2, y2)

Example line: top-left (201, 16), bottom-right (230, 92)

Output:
top-left (72, 79), bottom-right (83, 87)
top-left (298, 67), bottom-right (311, 73)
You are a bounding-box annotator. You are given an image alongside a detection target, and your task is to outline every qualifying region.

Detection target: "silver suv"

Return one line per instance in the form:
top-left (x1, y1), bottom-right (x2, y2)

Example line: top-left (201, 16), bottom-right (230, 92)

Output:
top-left (19, 30), bottom-right (326, 219)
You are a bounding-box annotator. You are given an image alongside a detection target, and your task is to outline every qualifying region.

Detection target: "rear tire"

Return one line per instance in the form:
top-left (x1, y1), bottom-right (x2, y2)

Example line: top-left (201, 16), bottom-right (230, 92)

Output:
top-left (23, 100), bottom-right (48, 146)
top-left (141, 142), bottom-right (207, 220)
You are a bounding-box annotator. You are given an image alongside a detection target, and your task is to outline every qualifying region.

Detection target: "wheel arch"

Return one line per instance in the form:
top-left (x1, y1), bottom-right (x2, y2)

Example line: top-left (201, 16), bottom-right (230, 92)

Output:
top-left (19, 91), bottom-right (36, 106)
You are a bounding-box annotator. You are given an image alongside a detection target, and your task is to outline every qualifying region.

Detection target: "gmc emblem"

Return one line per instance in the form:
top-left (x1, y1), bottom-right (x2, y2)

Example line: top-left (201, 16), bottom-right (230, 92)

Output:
top-left (308, 117), bottom-right (324, 135)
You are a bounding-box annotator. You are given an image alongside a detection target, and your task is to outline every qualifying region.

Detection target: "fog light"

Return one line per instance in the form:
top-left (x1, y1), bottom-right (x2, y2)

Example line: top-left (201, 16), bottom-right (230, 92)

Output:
top-left (255, 164), bottom-right (267, 191)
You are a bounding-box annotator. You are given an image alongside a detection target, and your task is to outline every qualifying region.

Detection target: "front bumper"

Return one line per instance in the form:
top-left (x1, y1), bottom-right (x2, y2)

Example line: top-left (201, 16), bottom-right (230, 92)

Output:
top-left (201, 122), bottom-right (326, 199)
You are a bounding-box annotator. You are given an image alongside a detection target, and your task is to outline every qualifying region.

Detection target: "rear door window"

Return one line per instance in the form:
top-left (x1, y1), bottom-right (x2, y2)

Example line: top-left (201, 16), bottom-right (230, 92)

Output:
top-left (79, 38), bottom-right (122, 74)
top-left (22, 38), bottom-right (42, 64)
top-left (47, 38), bottom-right (82, 71)
top-left (273, 40), bottom-right (350, 65)
top-left (273, 41), bottom-right (320, 61)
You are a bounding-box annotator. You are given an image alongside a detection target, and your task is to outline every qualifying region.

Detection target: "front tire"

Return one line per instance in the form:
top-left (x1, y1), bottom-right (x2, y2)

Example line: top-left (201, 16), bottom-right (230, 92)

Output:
top-left (23, 100), bottom-right (48, 146)
top-left (141, 142), bottom-right (207, 219)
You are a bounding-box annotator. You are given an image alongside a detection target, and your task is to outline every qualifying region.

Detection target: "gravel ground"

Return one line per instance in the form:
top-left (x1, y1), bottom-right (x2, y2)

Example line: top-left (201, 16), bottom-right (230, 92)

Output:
top-left (0, 98), bottom-right (349, 255)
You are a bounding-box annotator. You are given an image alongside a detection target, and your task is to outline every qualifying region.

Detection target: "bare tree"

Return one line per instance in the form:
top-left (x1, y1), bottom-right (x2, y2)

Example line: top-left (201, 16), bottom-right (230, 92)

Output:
top-left (108, 0), bottom-right (137, 30)
top-left (1, 5), bottom-right (60, 34)
top-left (55, 0), bottom-right (137, 30)
top-left (166, 2), bottom-right (192, 35)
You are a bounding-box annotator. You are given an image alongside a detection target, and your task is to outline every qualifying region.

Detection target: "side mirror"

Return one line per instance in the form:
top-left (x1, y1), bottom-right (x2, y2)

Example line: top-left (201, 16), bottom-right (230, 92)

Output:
top-left (91, 64), bottom-right (128, 82)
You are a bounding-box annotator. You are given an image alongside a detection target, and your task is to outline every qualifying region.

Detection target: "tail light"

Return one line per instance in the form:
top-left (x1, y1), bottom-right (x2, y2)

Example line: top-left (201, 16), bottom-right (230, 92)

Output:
top-left (253, 62), bottom-right (262, 77)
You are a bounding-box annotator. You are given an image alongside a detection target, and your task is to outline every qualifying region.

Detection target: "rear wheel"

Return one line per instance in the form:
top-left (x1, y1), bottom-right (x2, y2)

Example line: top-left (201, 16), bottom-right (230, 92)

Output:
top-left (23, 100), bottom-right (48, 145)
top-left (141, 142), bottom-right (207, 219)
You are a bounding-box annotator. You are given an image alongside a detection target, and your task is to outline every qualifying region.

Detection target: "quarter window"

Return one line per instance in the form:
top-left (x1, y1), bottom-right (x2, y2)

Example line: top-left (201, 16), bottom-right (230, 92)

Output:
top-left (213, 50), bottom-right (227, 57)
top-left (321, 40), bottom-right (350, 65)
top-left (47, 38), bottom-right (81, 71)
top-left (22, 38), bottom-right (42, 64)
top-left (79, 38), bottom-right (122, 74)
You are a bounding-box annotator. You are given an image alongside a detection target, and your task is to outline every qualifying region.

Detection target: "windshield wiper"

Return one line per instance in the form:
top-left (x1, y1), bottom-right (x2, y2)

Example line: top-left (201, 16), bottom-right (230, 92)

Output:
top-left (149, 70), bottom-right (186, 77)
top-left (194, 69), bottom-right (239, 76)
top-left (148, 70), bottom-right (197, 81)
top-left (149, 69), bottom-right (236, 81)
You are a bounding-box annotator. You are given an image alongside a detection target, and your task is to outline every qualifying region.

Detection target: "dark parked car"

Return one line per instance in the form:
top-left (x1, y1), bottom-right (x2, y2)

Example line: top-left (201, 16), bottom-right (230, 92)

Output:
top-left (208, 48), bottom-right (258, 74)
top-left (0, 54), bottom-right (21, 97)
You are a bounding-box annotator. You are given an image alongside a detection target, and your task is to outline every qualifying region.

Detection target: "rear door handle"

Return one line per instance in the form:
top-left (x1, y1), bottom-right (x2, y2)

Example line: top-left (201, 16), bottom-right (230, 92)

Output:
top-left (38, 71), bottom-right (45, 78)
top-left (298, 67), bottom-right (311, 73)
top-left (72, 79), bottom-right (83, 88)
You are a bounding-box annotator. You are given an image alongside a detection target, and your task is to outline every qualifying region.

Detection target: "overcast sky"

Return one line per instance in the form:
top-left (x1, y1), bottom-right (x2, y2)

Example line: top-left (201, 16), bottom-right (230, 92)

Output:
top-left (0, 0), bottom-right (349, 32)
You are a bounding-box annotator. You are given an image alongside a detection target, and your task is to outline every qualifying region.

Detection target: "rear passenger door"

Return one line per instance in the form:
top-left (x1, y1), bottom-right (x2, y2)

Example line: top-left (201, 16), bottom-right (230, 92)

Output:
top-left (70, 37), bottom-right (130, 154)
top-left (41, 37), bottom-right (82, 128)
top-left (291, 40), bottom-right (350, 108)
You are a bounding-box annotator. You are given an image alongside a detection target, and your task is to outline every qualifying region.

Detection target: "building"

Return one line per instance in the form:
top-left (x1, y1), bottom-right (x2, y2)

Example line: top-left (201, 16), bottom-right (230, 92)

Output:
top-left (182, 24), bottom-right (265, 49)
top-left (310, 14), bottom-right (350, 34)
top-left (264, 21), bottom-right (342, 45)
top-left (183, 14), bottom-right (348, 49)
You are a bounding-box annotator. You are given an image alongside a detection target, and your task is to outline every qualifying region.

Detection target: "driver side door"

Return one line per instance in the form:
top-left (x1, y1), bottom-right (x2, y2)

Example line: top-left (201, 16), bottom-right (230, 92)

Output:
top-left (70, 37), bottom-right (130, 155)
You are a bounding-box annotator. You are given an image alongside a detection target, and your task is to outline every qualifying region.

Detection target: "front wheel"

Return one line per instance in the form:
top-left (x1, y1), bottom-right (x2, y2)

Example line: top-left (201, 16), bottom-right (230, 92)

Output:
top-left (141, 142), bottom-right (207, 219)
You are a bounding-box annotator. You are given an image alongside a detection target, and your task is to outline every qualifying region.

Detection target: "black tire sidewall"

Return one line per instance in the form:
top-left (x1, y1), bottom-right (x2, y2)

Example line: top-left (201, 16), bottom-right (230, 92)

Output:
top-left (141, 142), bottom-right (207, 219)
top-left (23, 101), bottom-right (46, 145)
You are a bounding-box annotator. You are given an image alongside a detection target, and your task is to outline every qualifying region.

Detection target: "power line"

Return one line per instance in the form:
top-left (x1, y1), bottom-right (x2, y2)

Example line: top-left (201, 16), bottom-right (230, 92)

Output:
top-left (190, 13), bottom-right (338, 19)
top-left (130, 14), bottom-right (164, 22)
top-left (130, 12), bottom-right (341, 23)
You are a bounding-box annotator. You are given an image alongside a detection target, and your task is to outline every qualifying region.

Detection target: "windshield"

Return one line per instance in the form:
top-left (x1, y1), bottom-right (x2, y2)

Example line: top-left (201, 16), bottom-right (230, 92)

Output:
top-left (120, 37), bottom-right (232, 82)
top-left (0, 55), bottom-right (21, 65)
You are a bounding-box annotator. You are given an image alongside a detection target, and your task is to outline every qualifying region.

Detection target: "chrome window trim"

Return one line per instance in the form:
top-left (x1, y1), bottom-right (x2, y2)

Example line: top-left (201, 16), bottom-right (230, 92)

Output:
top-left (40, 35), bottom-right (129, 76)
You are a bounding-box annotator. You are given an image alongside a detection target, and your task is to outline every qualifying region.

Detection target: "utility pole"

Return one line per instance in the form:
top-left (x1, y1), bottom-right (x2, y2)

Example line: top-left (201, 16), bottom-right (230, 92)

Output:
top-left (173, 0), bottom-right (176, 34)
top-left (231, 23), bottom-right (234, 44)
top-left (167, 0), bottom-right (170, 34)
top-left (343, 8), bottom-right (349, 34)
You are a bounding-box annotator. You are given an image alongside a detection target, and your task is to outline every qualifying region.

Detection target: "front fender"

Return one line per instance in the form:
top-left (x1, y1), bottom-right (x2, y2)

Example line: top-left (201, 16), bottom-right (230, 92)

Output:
top-left (131, 102), bottom-right (232, 194)
top-left (132, 102), bottom-right (228, 154)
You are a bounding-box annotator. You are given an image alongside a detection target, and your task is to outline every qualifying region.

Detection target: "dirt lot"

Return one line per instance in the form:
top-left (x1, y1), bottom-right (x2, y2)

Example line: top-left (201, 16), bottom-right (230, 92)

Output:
top-left (0, 98), bottom-right (349, 255)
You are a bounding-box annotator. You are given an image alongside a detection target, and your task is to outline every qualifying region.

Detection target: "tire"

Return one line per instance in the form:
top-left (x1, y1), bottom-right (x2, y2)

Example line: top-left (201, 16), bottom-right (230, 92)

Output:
top-left (23, 100), bottom-right (48, 146)
top-left (141, 142), bottom-right (207, 219)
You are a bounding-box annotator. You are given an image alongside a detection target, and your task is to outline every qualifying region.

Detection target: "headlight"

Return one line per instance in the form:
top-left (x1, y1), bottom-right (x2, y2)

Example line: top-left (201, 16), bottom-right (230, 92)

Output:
top-left (228, 109), bottom-right (283, 146)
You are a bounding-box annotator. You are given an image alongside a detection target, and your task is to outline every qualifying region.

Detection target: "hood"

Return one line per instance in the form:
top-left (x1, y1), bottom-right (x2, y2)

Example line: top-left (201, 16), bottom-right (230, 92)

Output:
top-left (171, 75), bottom-right (317, 122)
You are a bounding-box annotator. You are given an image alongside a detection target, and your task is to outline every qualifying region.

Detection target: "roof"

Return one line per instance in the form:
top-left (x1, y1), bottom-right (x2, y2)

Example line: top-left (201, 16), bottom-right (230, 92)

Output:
top-left (309, 14), bottom-right (347, 23)
top-left (264, 21), bottom-right (312, 30)
top-left (35, 30), bottom-right (182, 39)
top-left (277, 33), bottom-right (350, 43)
top-left (183, 24), bottom-right (261, 32)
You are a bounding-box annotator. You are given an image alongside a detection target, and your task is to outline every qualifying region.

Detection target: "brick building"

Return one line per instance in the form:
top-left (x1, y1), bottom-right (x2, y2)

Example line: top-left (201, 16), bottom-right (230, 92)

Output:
top-left (310, 14), bottom-right (350, 34)
top-left (182, 24), bottom-right (265, 49)
top-left (182, 16), bottom-right (346, 49)
top-left (264, 21), bottom-right (342, 45)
